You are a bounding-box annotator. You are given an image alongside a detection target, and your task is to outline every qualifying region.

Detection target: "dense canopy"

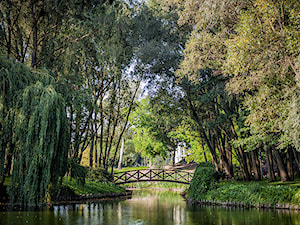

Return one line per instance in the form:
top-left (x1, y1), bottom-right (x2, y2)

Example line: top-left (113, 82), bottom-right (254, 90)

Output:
top-left (1, 0), bottom-right (300, 205)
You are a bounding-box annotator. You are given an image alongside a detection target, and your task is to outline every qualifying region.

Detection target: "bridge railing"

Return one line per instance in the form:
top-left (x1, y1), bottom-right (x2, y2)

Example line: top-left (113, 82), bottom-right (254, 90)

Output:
top-left (113, 169), bottom-right (193, 185)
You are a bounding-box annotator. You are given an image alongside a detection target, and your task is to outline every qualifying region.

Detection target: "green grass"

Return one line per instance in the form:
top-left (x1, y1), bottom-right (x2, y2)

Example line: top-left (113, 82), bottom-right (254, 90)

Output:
top-left (122, 181), bottom-right (188, 190)
top-left (189, 179), bottom-right (300, 206)
top-left (219, 178), bottom-right (300, 188)
top-left (63, 177), bottom-right (126, 195)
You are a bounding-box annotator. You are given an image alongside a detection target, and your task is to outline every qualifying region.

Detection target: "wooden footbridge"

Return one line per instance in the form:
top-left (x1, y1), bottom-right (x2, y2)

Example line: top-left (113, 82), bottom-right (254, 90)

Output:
top-left (113, 169), bottom-right (194, 185)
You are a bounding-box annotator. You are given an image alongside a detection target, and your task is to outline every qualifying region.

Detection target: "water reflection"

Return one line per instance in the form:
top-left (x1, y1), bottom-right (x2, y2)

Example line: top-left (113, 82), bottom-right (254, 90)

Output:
top-left (1, 190), bottom-right (300, 225)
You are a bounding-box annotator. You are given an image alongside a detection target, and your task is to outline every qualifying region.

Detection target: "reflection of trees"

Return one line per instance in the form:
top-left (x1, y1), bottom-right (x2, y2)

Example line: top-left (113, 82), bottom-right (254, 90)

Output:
top-left (3, 193), bottom-right (300, 225)
top-left (125, 190), bottom-right (187, 224)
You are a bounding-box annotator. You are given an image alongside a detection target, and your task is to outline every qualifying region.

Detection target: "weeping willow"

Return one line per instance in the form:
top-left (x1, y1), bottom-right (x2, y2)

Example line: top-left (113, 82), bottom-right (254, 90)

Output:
top-left (1, 57), bottom-right (69, 205)
top-left (0, 57), bottom-right (35, 186)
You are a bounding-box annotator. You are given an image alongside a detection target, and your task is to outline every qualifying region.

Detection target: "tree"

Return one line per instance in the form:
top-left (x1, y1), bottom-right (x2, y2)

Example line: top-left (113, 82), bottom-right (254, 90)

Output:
top-left (0, 57), bottom-right (69, 205)
top-left (0, 0), bottom-right (136, 204)
top-left (225, 0), bottom-right (300, 181)
top-left (130, 98), bottom-right (169, 161)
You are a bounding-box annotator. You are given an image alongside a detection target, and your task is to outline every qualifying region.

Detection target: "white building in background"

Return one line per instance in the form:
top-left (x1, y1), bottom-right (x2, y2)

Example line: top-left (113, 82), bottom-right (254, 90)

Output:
top-left (174, 144), bottom-right (187, 164)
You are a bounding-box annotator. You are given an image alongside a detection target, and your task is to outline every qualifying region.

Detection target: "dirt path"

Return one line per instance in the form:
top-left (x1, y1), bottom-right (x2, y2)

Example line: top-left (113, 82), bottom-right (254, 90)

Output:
top-left (163, 162), bottom-right (197, 172)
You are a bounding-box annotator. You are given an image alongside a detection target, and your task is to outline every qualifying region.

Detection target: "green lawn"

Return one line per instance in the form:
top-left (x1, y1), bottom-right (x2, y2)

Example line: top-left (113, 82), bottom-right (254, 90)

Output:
top-left (122, 181), bottom-right (188, 189)
top-left (191, 178), bottom-right (300, 206)
top-left (219, 178), bottom-right (300, 188)
top-left (64, 177), bottom-right (126, 195)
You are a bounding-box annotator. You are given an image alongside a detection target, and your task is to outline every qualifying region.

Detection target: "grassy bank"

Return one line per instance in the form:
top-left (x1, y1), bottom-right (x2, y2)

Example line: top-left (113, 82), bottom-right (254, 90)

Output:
top-left (186, 163), bottom-right (300, 207)
top-left (64, 178), bottom-right (126, 195)
top-left (199, 181), bottom-right (300, 207)
top-left (122, 181), bottom-right (188, 190)
top-left (1, 176), bottom-right (127, 204)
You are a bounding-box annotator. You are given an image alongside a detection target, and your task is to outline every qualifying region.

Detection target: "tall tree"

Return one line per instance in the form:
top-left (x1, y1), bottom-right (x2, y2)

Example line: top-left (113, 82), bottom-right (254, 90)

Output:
top-left (0, 57), bottom-right (69, 205)
top-left (225, 0), bottom-right (300, 181)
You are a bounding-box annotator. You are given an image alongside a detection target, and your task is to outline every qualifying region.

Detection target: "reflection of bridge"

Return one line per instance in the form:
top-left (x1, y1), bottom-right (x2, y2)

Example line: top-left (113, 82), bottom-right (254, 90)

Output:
top-left (113, 169), bottom-right (193, 185)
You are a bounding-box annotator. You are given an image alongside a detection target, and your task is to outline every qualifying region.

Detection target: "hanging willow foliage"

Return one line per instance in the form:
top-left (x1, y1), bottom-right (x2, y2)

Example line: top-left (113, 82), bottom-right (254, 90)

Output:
top-left (9, 81), bottom-right (69, 205)
top-left (0, 57), bottom-right (35, 185)
top-left (0, 57), bottom-right (69, 205)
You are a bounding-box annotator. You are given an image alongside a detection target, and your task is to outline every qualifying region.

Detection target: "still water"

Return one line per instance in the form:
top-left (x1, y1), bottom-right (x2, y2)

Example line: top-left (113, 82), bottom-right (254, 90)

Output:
top-left (1, 190), bottom-right (300, 225)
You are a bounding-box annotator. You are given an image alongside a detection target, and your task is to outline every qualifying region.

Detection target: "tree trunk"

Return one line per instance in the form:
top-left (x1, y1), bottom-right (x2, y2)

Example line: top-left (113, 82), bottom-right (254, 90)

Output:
top-left (216, 135), bottom-right (233, 179)
top-left (99, 101), bottom-right (104, 168)
top-left (103, 114), bottom-right (112, 169)
top-left (201, 128), bottom-right (219, 171)
top-left (259, 149), bottom-right (263, 180)
top-left (245, 152), bottom-right (252, 179)
top-left (234, 146), bottom-right (251, 181)
top-left (225, 138), bottom-right (233, 177)
top-left (117, 136), bottom-right (125, 170)
top-left (110, 79), bottom-right (141, 174)
top-left (273, 148), bottom-right (290, 182)
top-left (291, 148), bottom-right (300, 178)
top-left (250, 150), bottom-right (261, 181)
top-left (187, 97), bottom-right (219, 171)
top-left (200, 137), bottom-right (208, 163)
top-left (228, 122), bottom-right (251, 181)
top-left (94, 136), bottom-right (98, 168)
top-left (89, 135), bottom-right (94, 170)
top-left (31, 0), bottom-right (38, 68)
top-left (286, 148), bottom-right (294, 181)
top-left (264, 143), bottom-right (276, 181)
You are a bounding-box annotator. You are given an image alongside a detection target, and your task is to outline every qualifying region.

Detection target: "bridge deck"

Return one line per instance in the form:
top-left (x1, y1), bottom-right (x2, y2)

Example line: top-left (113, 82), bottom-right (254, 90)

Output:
top-left (113, 169), bottom-right (193, 185)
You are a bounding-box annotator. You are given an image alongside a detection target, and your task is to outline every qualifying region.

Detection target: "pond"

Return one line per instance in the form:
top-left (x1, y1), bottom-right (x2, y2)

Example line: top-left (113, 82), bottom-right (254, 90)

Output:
top-left (1, 190), bottom-right (300, 225)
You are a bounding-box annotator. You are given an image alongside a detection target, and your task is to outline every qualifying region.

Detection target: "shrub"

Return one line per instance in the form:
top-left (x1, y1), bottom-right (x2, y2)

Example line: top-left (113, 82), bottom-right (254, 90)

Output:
top-left (187, 163), bottom-right (221, 200)
top-left (153, 155), bottom-right (165, 169)
top-left (68, 159), bottom-right (88, 185)
top-left (89, 168), bottom-right (113, 182)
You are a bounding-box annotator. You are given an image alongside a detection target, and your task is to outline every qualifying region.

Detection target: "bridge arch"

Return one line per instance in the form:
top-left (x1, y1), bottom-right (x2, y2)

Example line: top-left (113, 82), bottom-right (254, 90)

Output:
top-left (113, 169), bottom-right (193, 185)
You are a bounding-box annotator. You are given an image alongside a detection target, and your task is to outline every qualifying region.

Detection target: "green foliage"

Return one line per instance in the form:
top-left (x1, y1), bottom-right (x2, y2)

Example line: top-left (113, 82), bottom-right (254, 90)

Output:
top-left (123, 181), bottom-right (188, 190)
top-left (203, 182), bottom-right (300, 206)
top-left (187, 163), bottom-right (222, 200)
top-left (47, 184), bottom-right (77, 202)
top-left (66, 179), bottom-right (125, 195)
top-left (89, 167), bottom-right (113, 183)
top-left (130, 98), bottom-right (169, 159)
top-left (0, 57), bottom-right (36, 183)
top-left (0, 57), bottom-right (70, 205)
top-left (68, 159), bottom-right (88, 185)
top-left (9, 80), bottom-right (69, 205)
top-left (153, 155), bottom-right (165, 169)
top-left (224, 0), bottom-right (300, 151)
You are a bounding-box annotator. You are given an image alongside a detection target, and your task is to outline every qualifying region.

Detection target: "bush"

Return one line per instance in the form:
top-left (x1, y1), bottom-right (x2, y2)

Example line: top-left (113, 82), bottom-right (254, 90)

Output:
top-left (187, 163), bottom-right (221, 200)
top-left (68, 159), bottom-right (88, 185)
top-left (89, 168), bottom-right (113, 182)
top-left (153, 155), bottom-right (165, 169)
top-left (202, 182), bottom-right (300, 206)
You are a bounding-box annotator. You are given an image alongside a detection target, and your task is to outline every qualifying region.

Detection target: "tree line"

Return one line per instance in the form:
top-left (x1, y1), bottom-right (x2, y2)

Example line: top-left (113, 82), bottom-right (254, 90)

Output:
top-left (137, 0), bottom-right (300, 183)
top-left (0, 0), bottom-right (299, 205)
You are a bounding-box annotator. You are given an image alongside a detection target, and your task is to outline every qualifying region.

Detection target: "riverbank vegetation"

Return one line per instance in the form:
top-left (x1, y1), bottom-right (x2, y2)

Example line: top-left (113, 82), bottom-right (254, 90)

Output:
top-left (187, 164), bottom-right (300, 207)
top-left (63, 179), bottom-right (125, 196)
top-left (1, 0), bottom-right (299, 206)
top-left (122, 181), bottom-right (188, 190)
